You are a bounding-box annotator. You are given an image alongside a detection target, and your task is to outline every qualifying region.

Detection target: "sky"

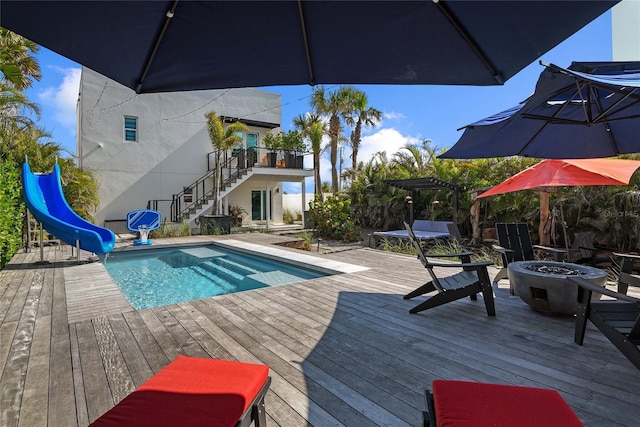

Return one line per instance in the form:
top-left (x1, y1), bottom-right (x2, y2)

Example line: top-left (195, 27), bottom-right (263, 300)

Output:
top-left (24, 10), bottom-right (614, 193)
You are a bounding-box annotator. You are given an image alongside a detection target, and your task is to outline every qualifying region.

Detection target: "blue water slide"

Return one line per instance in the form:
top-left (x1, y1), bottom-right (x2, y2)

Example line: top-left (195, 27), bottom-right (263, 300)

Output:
top-left (22, 162), bottom-right (115, 254)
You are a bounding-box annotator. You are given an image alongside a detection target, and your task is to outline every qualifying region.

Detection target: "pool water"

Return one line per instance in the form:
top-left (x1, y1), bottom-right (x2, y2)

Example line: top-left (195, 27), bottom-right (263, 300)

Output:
top-left (103, 244), bottom-right (330, 309)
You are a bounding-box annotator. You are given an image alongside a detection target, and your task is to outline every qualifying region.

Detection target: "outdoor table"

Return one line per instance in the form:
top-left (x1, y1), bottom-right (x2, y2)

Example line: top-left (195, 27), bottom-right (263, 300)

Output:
top-left (507, 260), bottom-right (607, 316)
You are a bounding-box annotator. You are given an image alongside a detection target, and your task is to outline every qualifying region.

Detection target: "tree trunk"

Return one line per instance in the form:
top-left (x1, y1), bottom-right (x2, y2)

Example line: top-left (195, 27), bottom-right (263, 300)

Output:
top-left (213, 151), bottom-right (222, 215)
top-left (470, 199), bottom-right (481, 244)
top-left (314, 152), bottom-right (322, 201)
top-left (330, 114), bottom-right (340, 195)
top-left (330, 137), bottom-right (338, 195)
top-left (538, 190), bottom-right (551, 246)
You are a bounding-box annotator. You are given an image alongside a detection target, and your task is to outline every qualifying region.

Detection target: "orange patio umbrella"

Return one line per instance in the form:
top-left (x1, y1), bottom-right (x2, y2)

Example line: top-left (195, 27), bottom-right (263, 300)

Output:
top-left (478, 158), bottom-right (640, 245)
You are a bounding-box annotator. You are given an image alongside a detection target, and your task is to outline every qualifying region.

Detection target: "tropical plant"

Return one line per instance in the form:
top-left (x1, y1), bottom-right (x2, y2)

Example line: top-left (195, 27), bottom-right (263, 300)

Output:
top-left (293, 113), bottom-right (327, 199)
top-left (262, 130), bottom-right (281, 152)
top-left (0, 28), bottom-right (41, 90)
top-left (58, 158), bottom-right (100, 222)
top-left (205, 112), bottom-right (248, 214)
top-left (228, 205), bottom-right (247, 227)
top-left (342, 87), bottom-right (381, 172)
top-left (0, 161), bottom-right (23, 268)
top-left (311, 86), bottom-right (352, 195)
top-left (297, 230), bottom-right (313, 251)
top-left (280, 129), bottom-right (305, 153)
top-left (308, 194), bottom-right (360, 242)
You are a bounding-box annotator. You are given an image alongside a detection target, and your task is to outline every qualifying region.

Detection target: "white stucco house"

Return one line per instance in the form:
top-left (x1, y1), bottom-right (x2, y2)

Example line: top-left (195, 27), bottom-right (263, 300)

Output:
top-left (77, 68), bottom-right (313, 233)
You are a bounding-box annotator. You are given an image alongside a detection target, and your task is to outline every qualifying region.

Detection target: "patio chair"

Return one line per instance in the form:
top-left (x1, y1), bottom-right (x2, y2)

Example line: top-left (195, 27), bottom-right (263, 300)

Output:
top-left (89, 355), bottom-right (271, 426)
top-left (565, 232), bottom-right (612, 267)
top-left (402, 222), bottom-right (495, 316)
top-left (423, 380), bottom-right (583, 426)
top-left (571, 271), bottom-right (640, 370)
top-left (492, 223), bottom-right (566, 289)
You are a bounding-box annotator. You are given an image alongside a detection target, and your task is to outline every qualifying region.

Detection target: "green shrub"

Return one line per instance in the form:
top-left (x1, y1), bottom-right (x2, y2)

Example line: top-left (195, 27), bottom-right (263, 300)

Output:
top-left (297, 231), bottom-right (313, 250)
top-left (282, 209), bottom-right (295, 224)
top-left (308, 194), bottom-right (360, 242)
top-left (0, 162), bottom-right (24, 268)
top-left (151, 220), bottom-right (192, 238)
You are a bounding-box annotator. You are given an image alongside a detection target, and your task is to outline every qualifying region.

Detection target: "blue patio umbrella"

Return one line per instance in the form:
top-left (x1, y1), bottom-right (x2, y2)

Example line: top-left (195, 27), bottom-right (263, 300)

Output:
top-left (440, 61), bottom-right (640, 159)
top-left (0, 1), bottom-right (618, 93)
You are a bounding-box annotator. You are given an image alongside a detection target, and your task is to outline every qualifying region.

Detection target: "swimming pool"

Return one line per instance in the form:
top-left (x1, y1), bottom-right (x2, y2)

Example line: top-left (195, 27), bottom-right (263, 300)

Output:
top-left (103, 244), bottom-right (333, 310)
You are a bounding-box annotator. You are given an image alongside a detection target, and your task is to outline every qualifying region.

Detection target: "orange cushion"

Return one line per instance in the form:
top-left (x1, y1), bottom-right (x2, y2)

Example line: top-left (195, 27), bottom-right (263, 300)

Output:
top-left (90, 355), bottom-right (269, 427)
top-left (432, 380), bottom-right (583, 427)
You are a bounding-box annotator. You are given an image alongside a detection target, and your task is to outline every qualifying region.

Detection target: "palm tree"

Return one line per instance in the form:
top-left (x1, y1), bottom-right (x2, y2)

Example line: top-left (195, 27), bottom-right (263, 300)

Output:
top-left (342, 88), bottom-right (381, 172)
top-left (310, 86), bottom-right (351, 195)
top-left (293, 113), bottom-right (326, 200)
top-left (0, 87), bottom-right (40, 131)
top-left (0, 28), bottom-right (41, 90)
top-left (205, 112), bottom-right (248, 215)
top-left (0, 29), bottom-right (41, 129)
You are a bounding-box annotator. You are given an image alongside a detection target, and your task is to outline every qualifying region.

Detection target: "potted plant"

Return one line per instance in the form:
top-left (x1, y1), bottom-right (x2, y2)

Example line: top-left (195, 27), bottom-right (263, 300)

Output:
top-left (281, 130), bottom-right (303, 169)
top-left (262, 131), bottom-right (281, 167)
top-left (293, 137), bottom-right (307, 169)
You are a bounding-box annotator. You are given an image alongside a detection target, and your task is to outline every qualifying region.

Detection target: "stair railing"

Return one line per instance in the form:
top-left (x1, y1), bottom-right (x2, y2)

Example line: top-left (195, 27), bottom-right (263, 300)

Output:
top-left (156, 148), bottom-right (256, 222)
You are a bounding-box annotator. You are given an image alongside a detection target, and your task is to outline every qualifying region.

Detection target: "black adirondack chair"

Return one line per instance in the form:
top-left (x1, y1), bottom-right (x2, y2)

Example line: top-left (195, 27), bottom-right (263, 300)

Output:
top-left (571, 253), bottom-right (640, 370)
top-left (565, 232), bottom-right (612, 267)
top-left (492, 223), bottom-right (566, 291)
top-left (402, 222), bottom-right (495, 316)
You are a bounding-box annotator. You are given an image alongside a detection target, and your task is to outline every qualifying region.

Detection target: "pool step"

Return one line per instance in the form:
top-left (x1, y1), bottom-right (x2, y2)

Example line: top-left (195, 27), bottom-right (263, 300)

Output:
top-left (216, 257), bottom-right (260, 275)
top-left (198, 261), bottom-right (246, 283)
top-left (190, 265), bottom-right (236, 293)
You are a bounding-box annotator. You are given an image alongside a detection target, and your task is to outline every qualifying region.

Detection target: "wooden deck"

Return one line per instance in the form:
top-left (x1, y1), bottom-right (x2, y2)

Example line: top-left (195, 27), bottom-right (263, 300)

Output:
top-left (1, 234), bottom-right (639, 426)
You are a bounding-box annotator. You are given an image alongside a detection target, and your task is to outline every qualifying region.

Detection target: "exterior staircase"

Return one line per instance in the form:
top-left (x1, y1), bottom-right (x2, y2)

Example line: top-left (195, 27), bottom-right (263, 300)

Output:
top-left (156, 149), bottom-right (256, 224)
top-left (182, 168), bottom-right (254, 226)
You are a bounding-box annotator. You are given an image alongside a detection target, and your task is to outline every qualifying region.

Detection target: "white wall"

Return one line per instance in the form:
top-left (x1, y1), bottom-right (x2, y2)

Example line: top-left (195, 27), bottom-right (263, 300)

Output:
top-left (78, 68), bottom-right (281, 224)
top-left (612, 0), bottom-right (640, 60)
top-left (282, 193), bottom-right (333, 213)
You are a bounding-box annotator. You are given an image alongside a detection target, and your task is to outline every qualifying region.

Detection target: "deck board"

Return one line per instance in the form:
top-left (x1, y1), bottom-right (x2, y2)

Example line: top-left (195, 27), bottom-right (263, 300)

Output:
top-left (1, 235), bottom-right (639, 426)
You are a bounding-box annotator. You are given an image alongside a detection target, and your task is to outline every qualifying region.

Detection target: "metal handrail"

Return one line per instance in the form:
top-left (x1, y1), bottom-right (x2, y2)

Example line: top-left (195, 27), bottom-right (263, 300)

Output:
top-left (159, 148), bottom-right (256, 221)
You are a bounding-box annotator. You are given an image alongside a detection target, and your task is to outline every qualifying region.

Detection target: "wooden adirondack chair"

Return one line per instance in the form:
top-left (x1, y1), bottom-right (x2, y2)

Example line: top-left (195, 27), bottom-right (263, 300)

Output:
top-left (571, 254), bottom-right (640, 370)
top-left (402, 222), bottom-right (495, 316)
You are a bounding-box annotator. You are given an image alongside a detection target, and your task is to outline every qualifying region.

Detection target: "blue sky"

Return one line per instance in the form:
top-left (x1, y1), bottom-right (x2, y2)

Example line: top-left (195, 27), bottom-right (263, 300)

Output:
top-left (25, 10), bottom-right (613, 190)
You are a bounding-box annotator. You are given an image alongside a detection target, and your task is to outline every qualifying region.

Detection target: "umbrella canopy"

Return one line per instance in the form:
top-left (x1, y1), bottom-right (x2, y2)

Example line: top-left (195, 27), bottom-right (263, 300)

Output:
top-left (478, 158), bottom-right (640, 246)
top-left (440, 61), bottom-right (640, 159)
top-left (478, 158), bottom-right (640, 198)
top-left (0, 1), bottom-right (618, 93)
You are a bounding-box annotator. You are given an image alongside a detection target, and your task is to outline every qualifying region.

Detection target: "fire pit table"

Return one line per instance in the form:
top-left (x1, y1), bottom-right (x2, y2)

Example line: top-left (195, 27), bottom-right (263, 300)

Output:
top-left (508, 261), bottom-right (607, 316)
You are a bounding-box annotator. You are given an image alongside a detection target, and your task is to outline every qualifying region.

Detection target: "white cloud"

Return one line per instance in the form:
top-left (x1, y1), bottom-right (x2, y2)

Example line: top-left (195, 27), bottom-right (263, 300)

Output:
top-left (356, 128), bottom-right (421, 165)
top-left (284, 127), bottom-right (420, 193)
top-left (38, 67), bottom-right (81, 133)
top-left (383, 111), bottom-right (406, 122)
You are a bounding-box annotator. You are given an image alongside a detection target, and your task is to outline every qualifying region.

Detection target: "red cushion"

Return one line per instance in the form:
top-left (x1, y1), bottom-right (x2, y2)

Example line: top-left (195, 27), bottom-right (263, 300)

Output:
top-left (90, 355), bottom-right (269, 427)
top-left (432, 380), bottom-right (583, 427)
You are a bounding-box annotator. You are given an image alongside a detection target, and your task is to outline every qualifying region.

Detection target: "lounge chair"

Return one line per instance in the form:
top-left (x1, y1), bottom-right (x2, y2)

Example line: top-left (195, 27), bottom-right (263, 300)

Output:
top-left (89, 355), bottom-right (271, 426)
top-left (402, 221), bottom-right (495, 316)
top-left (423, 380), bottom-right (583, 426)
top-left (492, 223), bottom-right (566, 291)
top-left (371, 220), bottom-right (459, 247)
top-left (571, 255), bottom-right (640, 370)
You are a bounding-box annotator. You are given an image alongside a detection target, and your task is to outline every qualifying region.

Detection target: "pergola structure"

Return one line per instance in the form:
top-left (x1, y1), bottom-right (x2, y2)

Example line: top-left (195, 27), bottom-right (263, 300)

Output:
top-left (384, 178), bottom-right (459, 225)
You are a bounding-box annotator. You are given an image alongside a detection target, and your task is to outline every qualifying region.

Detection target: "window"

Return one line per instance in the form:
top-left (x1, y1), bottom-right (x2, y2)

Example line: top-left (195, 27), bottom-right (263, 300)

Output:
top-left (124, 116), bottom-right (138, 142)
top-left (246, 133), bottom-right (258, 149)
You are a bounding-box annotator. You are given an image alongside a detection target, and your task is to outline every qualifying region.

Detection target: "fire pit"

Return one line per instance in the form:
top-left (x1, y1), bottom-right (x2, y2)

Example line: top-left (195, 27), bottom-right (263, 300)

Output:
top-left (508, 261), bottom-right (607, 316)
